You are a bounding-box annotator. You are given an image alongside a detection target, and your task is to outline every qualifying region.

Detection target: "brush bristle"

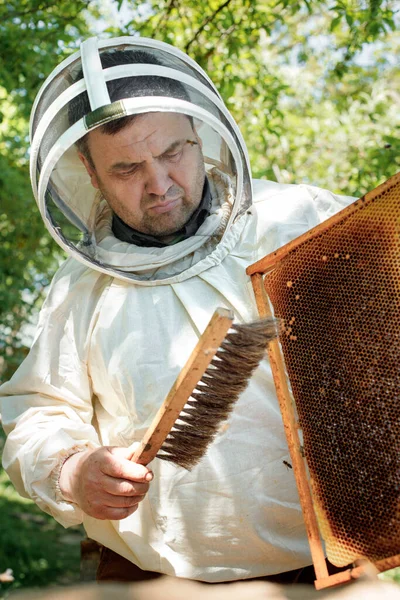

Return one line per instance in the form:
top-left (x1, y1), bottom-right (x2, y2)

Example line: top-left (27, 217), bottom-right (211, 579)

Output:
top-left (157, 317), bottom-right (279, 469)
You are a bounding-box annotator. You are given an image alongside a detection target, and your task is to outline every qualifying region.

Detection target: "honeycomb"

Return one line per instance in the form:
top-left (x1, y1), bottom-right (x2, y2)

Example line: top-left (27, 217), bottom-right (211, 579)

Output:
top-left (263, 178), bottom-right (400, 567)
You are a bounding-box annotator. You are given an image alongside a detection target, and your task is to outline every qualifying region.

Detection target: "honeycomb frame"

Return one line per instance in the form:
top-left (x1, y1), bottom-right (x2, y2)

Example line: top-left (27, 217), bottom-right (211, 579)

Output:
top-left (247, 172), bottom-right (400, 588)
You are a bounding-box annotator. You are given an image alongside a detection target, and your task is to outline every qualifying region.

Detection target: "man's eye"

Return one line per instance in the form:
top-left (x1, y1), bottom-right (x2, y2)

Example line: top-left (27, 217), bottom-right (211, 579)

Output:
top-left (165, 150), bottom-right (183, 161)
top-left (120, 167), bottom-right (139, 176)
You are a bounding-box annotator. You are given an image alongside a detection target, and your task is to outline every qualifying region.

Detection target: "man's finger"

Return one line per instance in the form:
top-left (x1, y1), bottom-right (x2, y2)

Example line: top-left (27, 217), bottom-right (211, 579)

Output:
top-left (102, 477), bottom-right (150, 497)
top-left (102, 448), bottom-right (154, 482)
top-left (104, 493), bottom-right (146, 508)
top-left (101, 506), bottom-right (139, 521)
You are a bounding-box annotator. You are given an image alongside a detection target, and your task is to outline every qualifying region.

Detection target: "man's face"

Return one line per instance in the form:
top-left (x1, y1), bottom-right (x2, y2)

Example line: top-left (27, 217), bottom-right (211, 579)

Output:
top-left (80, 112), bottom-right (206, 236)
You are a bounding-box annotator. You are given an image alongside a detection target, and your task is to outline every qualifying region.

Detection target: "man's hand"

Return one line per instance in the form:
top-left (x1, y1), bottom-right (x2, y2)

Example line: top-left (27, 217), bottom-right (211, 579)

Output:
top-left (58, 445), bottom-right (153, 520)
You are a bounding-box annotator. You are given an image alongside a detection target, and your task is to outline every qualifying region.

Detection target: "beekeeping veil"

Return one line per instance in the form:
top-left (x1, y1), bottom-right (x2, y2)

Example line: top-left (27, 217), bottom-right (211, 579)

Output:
top-left (30, 36), bottom-right (252, 282)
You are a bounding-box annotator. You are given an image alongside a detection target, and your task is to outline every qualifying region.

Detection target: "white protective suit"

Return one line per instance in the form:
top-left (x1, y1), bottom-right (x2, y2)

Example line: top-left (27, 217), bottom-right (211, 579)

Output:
top-left (0, 37), bottom-right (354, 581)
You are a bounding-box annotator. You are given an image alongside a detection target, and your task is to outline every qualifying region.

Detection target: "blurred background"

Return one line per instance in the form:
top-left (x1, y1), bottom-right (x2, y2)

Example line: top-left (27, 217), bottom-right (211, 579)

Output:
top-left (0, 0), bottom-right (399, 595)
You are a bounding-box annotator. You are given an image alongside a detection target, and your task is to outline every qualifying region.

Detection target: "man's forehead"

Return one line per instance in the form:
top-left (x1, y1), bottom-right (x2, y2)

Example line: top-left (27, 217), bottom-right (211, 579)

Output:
top-left (119, 125), bottom-right (160, 149)
top-left (90, 112), bottom-right (194, 153)
top-left (122, 112), bottom-right (192, 142)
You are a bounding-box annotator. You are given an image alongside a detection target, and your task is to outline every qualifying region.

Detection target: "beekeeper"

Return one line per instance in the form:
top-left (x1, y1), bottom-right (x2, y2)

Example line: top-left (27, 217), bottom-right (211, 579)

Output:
top-left (0, 36), bottom-right (353, 583)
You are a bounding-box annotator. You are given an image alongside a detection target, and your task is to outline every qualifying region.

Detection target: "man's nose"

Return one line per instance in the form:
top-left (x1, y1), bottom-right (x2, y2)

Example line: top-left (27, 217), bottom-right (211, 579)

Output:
top-left (145, 162), bottom-right (173, 197)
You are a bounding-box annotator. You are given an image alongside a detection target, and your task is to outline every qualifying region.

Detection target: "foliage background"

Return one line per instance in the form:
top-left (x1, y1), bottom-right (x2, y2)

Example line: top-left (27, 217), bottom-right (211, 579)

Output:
top-left (0, 0), bottom-right (399, 594)
top-left (1, 0), bottom-right (399, 380)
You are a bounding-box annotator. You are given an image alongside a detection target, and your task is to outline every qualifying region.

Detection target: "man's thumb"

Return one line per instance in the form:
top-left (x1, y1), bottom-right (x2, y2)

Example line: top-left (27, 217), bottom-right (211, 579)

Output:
top-left (109, 442), bottom-right (141, 461)
top-left (125, 441), bottom-right (141, 460)
top-left (109, 444), bottom-right (154, 480)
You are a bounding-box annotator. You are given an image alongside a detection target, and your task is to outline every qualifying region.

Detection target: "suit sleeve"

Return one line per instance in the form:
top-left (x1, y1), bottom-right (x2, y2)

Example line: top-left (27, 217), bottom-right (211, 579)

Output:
top-left (299, 182), bottom-right (355, 222)
top-left (0, 259), bottom-right (111, 527)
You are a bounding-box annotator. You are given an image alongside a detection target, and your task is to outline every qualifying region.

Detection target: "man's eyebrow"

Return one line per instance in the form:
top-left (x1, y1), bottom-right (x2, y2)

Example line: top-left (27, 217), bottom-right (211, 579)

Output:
top-left (108, 139), bottom-right (188, 172)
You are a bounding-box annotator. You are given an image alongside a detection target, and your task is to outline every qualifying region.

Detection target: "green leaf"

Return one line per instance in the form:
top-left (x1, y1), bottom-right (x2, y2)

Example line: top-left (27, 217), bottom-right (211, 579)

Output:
top-left (329, 15), bottom-right (342, 31)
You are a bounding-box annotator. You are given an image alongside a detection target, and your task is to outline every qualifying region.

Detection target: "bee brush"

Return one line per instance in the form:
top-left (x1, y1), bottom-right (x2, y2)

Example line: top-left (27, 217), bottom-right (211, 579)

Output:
top-left (131, 307), bottom-right (279, 470)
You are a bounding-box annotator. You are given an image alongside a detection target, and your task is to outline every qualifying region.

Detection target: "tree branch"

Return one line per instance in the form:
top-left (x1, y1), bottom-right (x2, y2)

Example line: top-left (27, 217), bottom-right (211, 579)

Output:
top-left (202, 23), bottom-right (237, 62)
top-left (155, 0), bottom-right (176, 34)
top-left (185, 0), bottom-right (233, 53)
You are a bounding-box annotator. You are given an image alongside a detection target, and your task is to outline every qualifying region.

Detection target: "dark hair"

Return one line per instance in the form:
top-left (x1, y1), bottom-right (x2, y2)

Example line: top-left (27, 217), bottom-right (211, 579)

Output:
top-left (68, 48), bottom-right (192, 167)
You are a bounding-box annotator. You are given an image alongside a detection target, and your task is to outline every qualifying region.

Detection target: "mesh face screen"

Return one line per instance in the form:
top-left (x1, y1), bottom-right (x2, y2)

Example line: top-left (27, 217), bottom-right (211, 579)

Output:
top-left (263, 179), bottom-right (400, 566)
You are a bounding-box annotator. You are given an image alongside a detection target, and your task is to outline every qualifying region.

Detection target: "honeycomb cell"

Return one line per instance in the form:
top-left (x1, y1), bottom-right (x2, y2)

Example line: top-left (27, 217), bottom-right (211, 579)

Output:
top-left (263, 180), bottom-right (400, 566)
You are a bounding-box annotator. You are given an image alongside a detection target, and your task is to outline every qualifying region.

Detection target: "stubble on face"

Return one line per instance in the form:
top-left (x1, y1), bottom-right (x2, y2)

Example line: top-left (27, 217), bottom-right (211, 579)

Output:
top-left (96, 154), bottom-right (205, 236)
top-left (85, 113), bottom-right (206, 237)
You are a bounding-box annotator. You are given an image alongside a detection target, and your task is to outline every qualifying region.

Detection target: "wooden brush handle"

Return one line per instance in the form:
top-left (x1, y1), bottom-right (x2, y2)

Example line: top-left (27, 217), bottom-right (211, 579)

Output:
top-left (131, 307), bottom-right (234, 466)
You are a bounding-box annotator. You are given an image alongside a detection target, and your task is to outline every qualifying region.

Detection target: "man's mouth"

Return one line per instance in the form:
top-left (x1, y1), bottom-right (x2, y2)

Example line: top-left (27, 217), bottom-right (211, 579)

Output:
top-left (148, 198), bottom-right (181, 214)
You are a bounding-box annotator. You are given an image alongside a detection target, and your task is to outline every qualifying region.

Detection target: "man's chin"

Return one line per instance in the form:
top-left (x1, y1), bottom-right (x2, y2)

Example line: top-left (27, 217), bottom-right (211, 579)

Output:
top-left (142, 209), bottom-right (196, 237)
top-left (144, 223), bottom-right (187, 237)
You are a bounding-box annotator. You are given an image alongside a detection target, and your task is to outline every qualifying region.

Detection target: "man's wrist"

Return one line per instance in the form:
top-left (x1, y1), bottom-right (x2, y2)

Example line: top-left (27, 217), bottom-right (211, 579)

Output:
top-left (58, 450), bottom-right (89, 503)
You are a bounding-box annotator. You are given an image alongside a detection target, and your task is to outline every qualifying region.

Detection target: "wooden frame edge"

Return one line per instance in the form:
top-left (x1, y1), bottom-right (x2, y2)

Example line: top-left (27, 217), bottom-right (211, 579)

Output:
top-left (246, 172), bottom-right (400, 277)
top-left (250, 273), bottom-right (329, 581)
